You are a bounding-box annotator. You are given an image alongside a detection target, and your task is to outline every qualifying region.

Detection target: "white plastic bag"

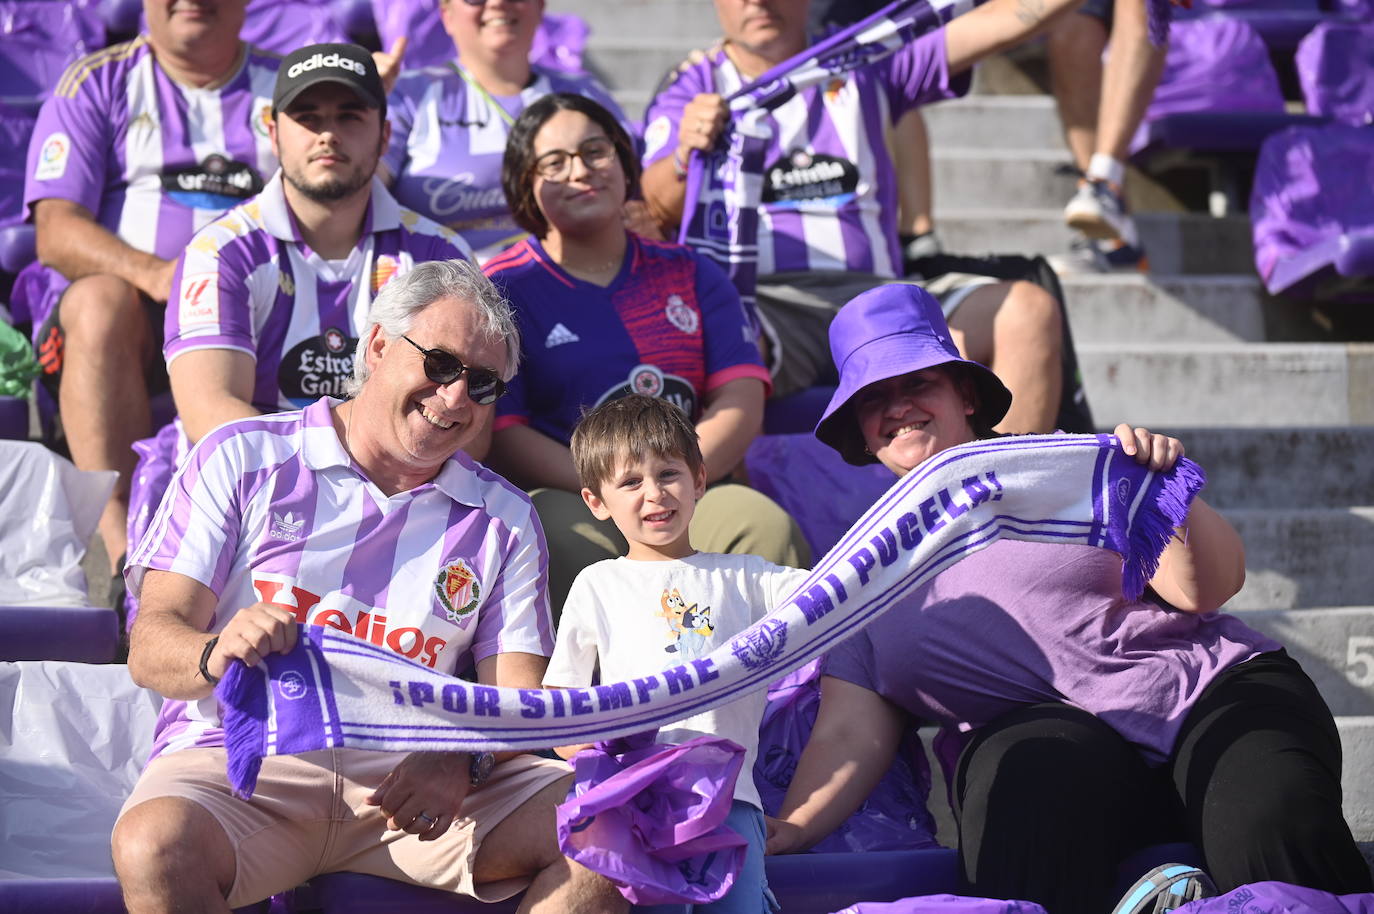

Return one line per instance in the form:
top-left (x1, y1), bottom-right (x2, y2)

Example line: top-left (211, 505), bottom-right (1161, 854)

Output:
top-left (0, 661), bottom-right (162, 878)
top-left (0, 441), bottom-right (116, 606)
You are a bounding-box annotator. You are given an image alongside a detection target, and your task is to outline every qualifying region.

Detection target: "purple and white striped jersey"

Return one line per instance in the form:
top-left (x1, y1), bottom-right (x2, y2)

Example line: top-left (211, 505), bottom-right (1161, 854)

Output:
top-left (127, 397), bottom-right (555, 760)
top-left (164, 172), bottom-right (474, 411)
top-left (24, 36), bottom-right (280, 260)
top-left (384, 63), bottom-right (631, 262)
top-left (642, 32), bottom-right (968, 278)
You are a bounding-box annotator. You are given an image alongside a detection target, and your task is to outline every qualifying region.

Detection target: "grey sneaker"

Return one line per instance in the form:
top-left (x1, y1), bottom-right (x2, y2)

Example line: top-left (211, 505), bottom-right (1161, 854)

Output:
top-left (1111, 863), bottom-right (1218, 914)
top-left (1064, 179), bottom-right (1140, 248)
top-left (1047, 237), bottom-right (1148, 275)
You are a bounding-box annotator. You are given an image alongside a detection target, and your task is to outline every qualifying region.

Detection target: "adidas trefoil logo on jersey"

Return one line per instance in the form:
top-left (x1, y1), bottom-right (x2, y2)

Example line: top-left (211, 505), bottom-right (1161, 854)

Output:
top-left (545, 323), bottom-right (580, 348)
top-left (270, 511), bottom-right (305, 542)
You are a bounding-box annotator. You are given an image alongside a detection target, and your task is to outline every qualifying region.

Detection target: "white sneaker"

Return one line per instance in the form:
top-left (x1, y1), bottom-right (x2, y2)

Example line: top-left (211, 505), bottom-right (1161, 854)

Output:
top-left (1064, 179), bottom-right (1140, 247)
top-left (1047, 237), bottom-right (1149, 275)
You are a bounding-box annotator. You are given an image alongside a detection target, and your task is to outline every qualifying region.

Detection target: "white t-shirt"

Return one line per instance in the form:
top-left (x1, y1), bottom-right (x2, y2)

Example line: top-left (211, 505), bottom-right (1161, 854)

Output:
top-left (545, 552), bottom-right (810, 809)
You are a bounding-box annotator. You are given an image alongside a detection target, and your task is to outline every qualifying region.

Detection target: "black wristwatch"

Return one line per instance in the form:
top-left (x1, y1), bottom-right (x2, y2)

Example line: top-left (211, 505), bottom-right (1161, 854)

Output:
top-left (469, 751), bottom-right (496, 788)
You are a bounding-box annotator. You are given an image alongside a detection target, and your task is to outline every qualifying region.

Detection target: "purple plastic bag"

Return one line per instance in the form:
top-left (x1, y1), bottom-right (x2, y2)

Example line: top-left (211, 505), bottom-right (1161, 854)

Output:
top-left (1249, 123), bottom-right (1374, 285)
top-left (1173, 882), bottom-right (1374, 914)
top-left (833, 894), bottom-right (1051, 914)
top-left (1296, 23), bottom-right (1374, 126)
top-left (558, 733), bottom-right (749, 906)
top-left (1130, 18), bottom-right (1284, 154)
top-left (754, 658), bottom-right (942, 853)
top-left (124, 420), bottom-right (187, 630)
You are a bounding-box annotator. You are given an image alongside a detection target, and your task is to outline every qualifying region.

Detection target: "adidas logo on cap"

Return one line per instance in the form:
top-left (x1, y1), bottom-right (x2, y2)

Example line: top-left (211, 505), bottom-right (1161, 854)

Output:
top-left (286, 52), bottom-right (366, 80)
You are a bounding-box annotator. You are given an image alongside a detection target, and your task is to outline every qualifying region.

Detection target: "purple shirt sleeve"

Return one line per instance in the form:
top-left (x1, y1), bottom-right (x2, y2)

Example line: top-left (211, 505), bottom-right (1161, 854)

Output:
top-left (821, 629), bottom-right (882, 694)
top-left (23, 76), bottom-right (113, 219)
top-left (164, 218), bottom-right (261, 365)
top-left (883, 29), bottom-right (971, 121)
top-left (641, 54), bottom-right (713, 167)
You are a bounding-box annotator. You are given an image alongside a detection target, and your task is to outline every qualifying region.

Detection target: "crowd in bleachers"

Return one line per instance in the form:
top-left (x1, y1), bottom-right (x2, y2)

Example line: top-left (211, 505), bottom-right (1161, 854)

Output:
top-left (1, 0), bottom-right (1372, 912)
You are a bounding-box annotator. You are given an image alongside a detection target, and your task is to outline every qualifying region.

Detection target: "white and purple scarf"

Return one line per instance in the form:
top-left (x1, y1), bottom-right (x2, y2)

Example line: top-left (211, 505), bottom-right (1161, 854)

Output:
top-left (675, 0), bottom-right (973, 317)
top-left (219, 434), bottom-right (1203, 797)
top-left (675, 0), bottom-right (1173, 314)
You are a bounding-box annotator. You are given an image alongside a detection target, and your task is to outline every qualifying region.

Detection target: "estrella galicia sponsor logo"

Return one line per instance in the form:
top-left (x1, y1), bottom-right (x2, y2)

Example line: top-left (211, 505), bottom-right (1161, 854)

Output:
top-left (594, 364), bottom-right (697, 418)
top-left (762, 149), bottom-right (858, 206)
top-left (163, 154), bottom-right (264, 208)
top-left (729, 617), bottom-right (787, 670)
top-left (279, 331), bottom-right (359, 405)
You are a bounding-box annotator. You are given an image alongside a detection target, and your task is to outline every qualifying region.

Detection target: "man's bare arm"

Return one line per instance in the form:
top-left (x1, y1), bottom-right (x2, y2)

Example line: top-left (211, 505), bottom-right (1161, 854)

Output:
top-left (128, 569), bottom-right (298, 700)
top-left (34, 198), bottom-right (177, 301)
top-left (945, 0), bottom-right (1087, 73)
top-left (169, 349), bottom-right (260, 444)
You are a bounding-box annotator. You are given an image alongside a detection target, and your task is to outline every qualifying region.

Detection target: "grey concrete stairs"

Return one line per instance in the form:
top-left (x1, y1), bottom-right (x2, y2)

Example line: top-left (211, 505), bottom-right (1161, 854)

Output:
top-left (567, 0), bottom-right (1374, 851)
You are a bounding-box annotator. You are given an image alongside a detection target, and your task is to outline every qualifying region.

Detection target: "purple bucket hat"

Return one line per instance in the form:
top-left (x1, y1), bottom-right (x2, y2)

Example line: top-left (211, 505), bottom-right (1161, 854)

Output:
top-left (814, 284), bottom-right (1012, 466)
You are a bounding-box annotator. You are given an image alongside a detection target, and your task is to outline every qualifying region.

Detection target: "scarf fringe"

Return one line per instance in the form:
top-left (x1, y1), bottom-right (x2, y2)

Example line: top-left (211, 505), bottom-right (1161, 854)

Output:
top-left (1121, 456), bottom-right (1206, 602)
top-left (218, 662), bottom-right (267, 799)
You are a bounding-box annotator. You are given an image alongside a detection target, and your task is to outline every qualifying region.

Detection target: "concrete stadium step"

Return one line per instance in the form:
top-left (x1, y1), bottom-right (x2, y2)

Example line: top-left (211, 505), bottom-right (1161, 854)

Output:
top-left (1157, 428), bottom-right (1374, 510)
top-left (1223, 508), bottom-right (1374, 611)
top-left (924, 95), bottom-right (1064, 151)
top-left (583, 40), bottom-right (703, 99)
top-left (1061, 274), bottom-right (1265, 344)
top-left (1229, 608), bottom-right (1374, 717)
top-left (1077, 342), bottom-right (1374, 428)
top-left (933, 210), bottom-right (1257, 276)
top-left (933, 148), bottom-right (1078, 209)
top-left (568, 0), bottom-right (720, 47)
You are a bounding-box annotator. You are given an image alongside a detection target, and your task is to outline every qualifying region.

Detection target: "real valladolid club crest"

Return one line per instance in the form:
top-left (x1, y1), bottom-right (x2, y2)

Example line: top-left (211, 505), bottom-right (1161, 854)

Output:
top-left (435, 559), bottom-right (481, 623)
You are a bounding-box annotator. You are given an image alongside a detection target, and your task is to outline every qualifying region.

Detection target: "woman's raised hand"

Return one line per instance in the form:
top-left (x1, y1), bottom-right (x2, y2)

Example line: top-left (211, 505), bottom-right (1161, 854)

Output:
top-left (1114, 423), bottom-right (1184, 472)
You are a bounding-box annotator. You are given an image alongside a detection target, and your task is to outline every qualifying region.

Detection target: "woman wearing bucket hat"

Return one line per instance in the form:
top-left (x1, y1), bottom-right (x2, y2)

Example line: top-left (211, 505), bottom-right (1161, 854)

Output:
top-left (765, 285), bottom-right (1371, 914)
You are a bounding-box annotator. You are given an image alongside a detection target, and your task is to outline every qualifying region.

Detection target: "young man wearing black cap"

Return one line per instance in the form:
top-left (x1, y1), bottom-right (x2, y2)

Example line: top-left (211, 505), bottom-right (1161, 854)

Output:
top-left (154, 43), bottom-right (478, 451)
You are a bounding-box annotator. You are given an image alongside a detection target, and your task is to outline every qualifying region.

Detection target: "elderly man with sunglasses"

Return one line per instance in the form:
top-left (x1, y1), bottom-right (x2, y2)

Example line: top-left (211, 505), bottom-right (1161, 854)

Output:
top-left (160, 43), bottom-right (479, 454)
top-left (114, 254), bottom-right (628, 912)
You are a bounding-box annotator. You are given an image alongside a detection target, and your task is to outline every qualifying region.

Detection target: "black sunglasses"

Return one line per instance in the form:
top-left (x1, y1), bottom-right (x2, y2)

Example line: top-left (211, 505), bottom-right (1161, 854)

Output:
top-left (401, 336), bottom-right (506, 405)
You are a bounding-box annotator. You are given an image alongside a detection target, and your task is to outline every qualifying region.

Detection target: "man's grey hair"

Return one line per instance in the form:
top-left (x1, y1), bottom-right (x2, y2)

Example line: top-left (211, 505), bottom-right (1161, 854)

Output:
top-left (345, 258), bottom-right (520, 397)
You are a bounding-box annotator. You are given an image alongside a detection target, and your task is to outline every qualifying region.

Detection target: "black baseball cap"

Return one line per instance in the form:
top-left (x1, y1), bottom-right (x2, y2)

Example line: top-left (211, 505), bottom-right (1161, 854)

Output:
top-left (273, 43), bottom-right (386, 117)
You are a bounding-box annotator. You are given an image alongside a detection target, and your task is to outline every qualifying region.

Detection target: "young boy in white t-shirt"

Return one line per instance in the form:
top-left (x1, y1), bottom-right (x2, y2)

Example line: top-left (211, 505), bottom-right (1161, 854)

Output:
top-left (543, 394), bottom-right (808, 914)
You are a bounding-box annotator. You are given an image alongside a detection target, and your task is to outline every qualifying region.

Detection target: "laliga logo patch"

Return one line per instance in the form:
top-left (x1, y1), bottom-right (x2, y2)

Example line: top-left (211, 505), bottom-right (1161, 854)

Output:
top-left (179, 272), bottom-right (219, 325)
top-left (276, 670), bottom-right (308, 701)
top-left (34, 132), bottom-right (71, 181)
top-left (372, 255), bottom-right (399, 294)
top-left (435, 559), bottom-right (481, 626)
top-left (286, 51), bottom-right (365, 80)
top-left (729, 617), bottom-right (787, 671)
top-left (664, 294), bottom-right (699, 335)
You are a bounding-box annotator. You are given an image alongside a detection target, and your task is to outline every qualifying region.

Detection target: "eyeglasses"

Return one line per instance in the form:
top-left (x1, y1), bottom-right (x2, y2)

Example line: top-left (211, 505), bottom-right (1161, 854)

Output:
top-left (531, 137), bottom-right (617, 182)
top-left (401, 336), bottom-right (506, 405)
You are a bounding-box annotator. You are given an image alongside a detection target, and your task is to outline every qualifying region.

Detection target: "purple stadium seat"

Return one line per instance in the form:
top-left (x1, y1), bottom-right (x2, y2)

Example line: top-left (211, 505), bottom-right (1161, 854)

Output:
top-left (0, 0), bottom-right (105, 98)
top-left (1250, 123), bottom-right (1374, 297)
top-left (240, 0), bottom-right (349, 56)
top-left (0, 604), bottom-right (119, 662)
top-left (763, 384), bottom-right (836, 435)
top-left (0, 877), bottom-right (284, 913)
top-left (0, 223), bottom-right (36, 273)
top-left (0, 97), bottom-right (39, 230)
top-left (0, 394), bottom-right (27, 439)
top-left (1297, 22), bottom-right (1374, 124)
top-left (309, 850), bottom-right (962, 914)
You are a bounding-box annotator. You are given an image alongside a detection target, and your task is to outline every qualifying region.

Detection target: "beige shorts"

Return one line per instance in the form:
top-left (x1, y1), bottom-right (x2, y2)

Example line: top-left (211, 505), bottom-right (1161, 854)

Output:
top-left (116, 747), bottom-right (571, 908)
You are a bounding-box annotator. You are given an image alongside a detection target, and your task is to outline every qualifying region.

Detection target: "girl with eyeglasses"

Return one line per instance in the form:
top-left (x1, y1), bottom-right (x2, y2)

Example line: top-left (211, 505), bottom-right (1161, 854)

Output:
top-left (482, 93), bottom-right (810, 616)
top-left (382, 0), bottom-right (636, 263)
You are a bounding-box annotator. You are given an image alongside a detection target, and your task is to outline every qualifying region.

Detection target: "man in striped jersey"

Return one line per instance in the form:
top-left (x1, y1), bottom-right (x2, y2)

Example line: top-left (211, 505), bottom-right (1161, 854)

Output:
top-left (163, 44), bottom-right (475, 450)
top-left (113, 260), bottom-right (626, 913)
top-left (640, 0), bottom-right (1085, 431)
top-left (24, 0), bottom-right (278, 578)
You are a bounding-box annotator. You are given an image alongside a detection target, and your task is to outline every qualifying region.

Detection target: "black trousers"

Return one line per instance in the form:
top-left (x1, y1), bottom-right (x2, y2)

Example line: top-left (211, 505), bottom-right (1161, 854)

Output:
top-left (951, 651), bottom-right (1371, 914)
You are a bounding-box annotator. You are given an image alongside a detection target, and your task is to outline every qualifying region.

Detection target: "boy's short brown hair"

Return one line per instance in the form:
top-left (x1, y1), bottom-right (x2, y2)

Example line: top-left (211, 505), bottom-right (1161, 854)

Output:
top-left (570, 395), bottom-right (704, 493)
